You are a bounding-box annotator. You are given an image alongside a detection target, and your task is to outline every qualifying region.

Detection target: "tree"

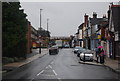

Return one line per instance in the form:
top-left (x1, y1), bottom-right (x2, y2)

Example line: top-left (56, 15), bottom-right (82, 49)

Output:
top-left (2, 2), bottom-right (28, 58)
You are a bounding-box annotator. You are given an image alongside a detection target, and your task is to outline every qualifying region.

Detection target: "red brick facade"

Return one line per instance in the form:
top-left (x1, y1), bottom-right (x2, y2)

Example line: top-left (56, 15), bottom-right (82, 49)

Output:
top-left (26, 22), bottom-right (32, 54)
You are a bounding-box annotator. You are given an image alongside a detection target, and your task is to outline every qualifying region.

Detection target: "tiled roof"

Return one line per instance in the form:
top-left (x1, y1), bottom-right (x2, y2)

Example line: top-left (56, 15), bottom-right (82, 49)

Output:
top-left (89, 18), bottom-right (107, 25)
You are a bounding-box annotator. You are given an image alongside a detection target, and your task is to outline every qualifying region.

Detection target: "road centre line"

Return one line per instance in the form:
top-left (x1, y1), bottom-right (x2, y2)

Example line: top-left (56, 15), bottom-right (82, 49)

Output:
top-left (53, 70), bottom-right (57, 76)
top-left (37, 70), bottom-right (44, 76)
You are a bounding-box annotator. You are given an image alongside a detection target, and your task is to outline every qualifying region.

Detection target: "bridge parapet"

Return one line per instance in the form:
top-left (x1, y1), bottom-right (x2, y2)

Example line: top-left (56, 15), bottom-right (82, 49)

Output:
top-left (50, 36), bottom-right (70, 40)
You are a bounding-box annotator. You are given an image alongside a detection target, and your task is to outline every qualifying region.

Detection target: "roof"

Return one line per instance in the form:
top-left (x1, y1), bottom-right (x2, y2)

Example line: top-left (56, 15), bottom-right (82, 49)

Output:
top-left (78, 23), bottom-right (84, 29)
top-left (89, 17), bottom-right (108, 25)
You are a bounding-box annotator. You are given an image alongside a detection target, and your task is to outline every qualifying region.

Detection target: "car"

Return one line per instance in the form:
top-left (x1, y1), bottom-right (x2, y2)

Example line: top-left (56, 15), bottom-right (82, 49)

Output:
top-left (77, 48), bottom-right (86, 57)
top-left (79, 50), bottom-right (93, 61)
top-left (74, 46), bottom-right (82, 54)
top-left (49, 45), bottom-right (59, 55)
top-left (64, 44), bottom-right (70, 48)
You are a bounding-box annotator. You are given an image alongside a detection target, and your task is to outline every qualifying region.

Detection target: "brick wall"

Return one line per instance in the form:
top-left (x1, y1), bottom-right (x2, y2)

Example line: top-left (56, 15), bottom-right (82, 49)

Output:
top-left (26, 22), bottom-right (32, 54)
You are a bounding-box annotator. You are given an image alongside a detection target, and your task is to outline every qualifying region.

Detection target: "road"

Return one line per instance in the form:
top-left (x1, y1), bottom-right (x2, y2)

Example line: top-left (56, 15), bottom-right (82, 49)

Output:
top-left (2, 49), bottom-right (119, 81)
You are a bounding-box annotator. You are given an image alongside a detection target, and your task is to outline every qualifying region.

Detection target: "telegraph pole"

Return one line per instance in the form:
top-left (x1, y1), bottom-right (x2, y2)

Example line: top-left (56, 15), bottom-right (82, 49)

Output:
top-left (39, 9), bottom-right (43, 54)
top-left (47, 18), bottom-right (49, 33)
top-left (47, 18), bottom-right (49, 47)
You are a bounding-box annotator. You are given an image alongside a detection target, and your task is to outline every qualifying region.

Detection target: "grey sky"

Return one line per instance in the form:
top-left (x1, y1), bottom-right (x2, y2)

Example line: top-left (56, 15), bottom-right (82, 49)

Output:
top-left (20, 2), bottom-right (110, 37)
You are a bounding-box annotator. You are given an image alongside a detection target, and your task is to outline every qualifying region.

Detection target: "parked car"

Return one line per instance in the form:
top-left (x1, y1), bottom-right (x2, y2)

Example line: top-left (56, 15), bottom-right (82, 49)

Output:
top-left (77, 48), bottom-right (86, 57)
top-left (64, 44), bottom-right (70, 48)
top-left (79, 50), bottom-right (93, 61)
top-left (74, 46), bottom-right (82, 54)
top-left (49, 45), bottom-right (59, 55)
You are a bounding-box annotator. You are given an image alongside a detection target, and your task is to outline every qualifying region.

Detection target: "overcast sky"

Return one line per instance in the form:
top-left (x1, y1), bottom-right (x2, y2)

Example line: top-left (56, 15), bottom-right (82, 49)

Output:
top-left (20, 2), bottom-right (110, 37)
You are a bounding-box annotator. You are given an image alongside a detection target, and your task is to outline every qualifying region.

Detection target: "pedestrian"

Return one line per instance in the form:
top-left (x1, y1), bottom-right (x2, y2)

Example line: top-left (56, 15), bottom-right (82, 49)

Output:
top-left (95, 47), bottom-right (99, 63)
top-left (99, 48), bottom-right (105, 64)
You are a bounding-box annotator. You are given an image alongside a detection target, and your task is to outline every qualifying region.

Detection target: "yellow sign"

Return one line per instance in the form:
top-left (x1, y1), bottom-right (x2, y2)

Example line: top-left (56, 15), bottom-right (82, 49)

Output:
top-left (98, 35), bottom-right (101, 39)
top-left (33, 42), bottom-right (36, 48)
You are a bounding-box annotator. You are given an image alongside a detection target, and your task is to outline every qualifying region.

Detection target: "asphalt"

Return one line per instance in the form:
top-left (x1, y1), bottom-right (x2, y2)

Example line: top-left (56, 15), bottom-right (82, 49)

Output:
top-left (2, 48), bottom-right (120, 75)
top-left (2, 48), bottom-right (119, 80)
top-left (2, 48), bottom-right (49, 74)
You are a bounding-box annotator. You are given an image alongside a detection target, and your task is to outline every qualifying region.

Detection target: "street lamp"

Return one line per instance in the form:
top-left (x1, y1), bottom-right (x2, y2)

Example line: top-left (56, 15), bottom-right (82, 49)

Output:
top-left (47, 18), bottom-right (49, 33)
top-left (39, 9), bottom-right (43, 54)
top-left (47, 18), bottom-right (49, 47)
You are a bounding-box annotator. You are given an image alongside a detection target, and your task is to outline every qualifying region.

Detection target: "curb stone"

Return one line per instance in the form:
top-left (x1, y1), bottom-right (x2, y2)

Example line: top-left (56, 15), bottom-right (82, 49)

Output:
top-left (103, 64), bottom-right (120, 74)
top-left (78, 60), bottom-right (103, 66)
top-left (79, 59), bottom-right (120, 74)
top-left (94, 59), bottom-right (120, 74)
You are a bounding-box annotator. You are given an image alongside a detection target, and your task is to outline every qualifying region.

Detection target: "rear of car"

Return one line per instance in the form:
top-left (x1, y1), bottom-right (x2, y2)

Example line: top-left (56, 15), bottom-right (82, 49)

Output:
top-left (80, 50), bottom-right (93, 61)
top-left (64, 44), bottom-right (70, 48)
top-left (74, 46), bottom-right (82, 54)
top-left (49, 46), bottom-right (59, 55)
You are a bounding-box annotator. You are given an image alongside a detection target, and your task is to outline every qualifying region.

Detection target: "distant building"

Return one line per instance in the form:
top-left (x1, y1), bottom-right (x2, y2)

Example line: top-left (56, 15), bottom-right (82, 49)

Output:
top-left (77, 23), bottom-right (84, 47)
top-left (26, 22), bottom-right (38, 54)
top-left (31, 26), bottom-right (38, 48)
top-left (89, 12), bottom-right (108, 50)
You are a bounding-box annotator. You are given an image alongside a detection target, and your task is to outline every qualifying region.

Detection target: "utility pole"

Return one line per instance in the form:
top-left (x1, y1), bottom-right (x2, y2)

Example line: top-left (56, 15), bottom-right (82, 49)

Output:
top-left (47, 18), bottom-right (49, 33)
top-left (39, 9), bottom-right (43, 54)
top-left (47, 18), bottom-right (49, 48)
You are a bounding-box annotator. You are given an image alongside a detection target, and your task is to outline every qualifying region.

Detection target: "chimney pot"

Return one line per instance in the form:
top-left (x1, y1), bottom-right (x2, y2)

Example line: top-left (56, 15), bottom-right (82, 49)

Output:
top-left (93, 12), bottom-right (97, 18)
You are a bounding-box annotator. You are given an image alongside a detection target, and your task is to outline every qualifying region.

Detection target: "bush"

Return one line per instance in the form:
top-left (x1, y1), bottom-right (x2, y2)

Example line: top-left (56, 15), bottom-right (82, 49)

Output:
top-left (2, 57), bottom-right (14, 64)
top-left (8, 58), bottom-right (14, 63)
top-left (13, 57), bottom-right (19, 62)
top-left (2, 57), bottom-right (9, 64)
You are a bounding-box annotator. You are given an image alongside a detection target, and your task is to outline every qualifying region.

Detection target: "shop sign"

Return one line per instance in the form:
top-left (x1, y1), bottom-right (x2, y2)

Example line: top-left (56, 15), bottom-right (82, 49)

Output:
top-left (97, 33), bottom-right (101, 39)
top-left (115, 31), bottom-right (120, 41)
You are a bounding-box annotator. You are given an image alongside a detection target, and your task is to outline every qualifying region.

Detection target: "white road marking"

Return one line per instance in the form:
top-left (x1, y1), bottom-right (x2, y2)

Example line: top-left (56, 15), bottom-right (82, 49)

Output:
top-left (53, 70), bottom-right (57, 76)
top-left (46, 66), bottom-right (48, 69)
top-left (58, 78), bottom-right (62, 81)
top-left (41, 74), bottom-right (55, 76)
top-left (49, 65), bottom-right (52, 69)
top-left (29, 78), bottom-right (34, 81)
top-left (37, 70), bottom-right (44, 76)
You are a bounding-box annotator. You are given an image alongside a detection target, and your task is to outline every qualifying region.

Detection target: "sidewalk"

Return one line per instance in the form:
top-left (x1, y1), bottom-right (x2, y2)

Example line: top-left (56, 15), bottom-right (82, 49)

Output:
top-left (79, 50), bottom-right (120, 74)
top-left (93, 51), bottom-right (120, 73)
top-left (2, 48), bottom-right (49, 74)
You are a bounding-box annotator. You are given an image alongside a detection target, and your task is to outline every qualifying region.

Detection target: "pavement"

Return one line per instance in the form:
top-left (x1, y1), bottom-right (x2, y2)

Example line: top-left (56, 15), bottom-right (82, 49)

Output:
top-left (78, 50), bottom-right (120, 74)
top-left (2, 48), bottom-right (49, 74)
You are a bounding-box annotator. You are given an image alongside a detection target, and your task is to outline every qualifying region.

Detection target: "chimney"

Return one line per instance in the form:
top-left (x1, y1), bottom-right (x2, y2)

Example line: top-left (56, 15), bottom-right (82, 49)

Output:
top-left (84, 13), bottom-right (88, 27)
top-left (93, 12), bottom-right (97, 18)
top-left (103, 14), bottom-right (106, 18)
top-left (107, 5), bottom-right (111, 22)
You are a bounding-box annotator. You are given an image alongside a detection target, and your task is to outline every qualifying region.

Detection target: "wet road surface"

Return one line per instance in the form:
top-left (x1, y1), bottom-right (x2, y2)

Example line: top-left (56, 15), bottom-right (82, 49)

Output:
top-left (2, 49), bottom-right (119, 81)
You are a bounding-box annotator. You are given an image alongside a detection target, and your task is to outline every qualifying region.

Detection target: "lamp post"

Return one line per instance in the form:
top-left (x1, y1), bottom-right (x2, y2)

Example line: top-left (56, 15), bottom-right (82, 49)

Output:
top-left (47, 18), bottom-right (49, 33)
top-left (47, 18), bottom-right (49, 47)
top-left (39, 9), bottom-right (43, 54)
